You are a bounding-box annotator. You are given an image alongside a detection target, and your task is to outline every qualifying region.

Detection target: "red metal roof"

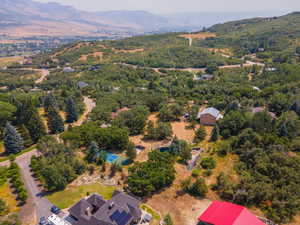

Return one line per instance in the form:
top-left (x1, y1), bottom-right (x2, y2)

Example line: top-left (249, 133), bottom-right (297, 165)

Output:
top-left (198, 201), bottom-right (266, 225)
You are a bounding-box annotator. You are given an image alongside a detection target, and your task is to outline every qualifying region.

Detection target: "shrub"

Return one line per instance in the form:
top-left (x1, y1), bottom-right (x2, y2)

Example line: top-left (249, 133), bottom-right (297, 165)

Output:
top-left (201, 157), bottom-right (216, 169)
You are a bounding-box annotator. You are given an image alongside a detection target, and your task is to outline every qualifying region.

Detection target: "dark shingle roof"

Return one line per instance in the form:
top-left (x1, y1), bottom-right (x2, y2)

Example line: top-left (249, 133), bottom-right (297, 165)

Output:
top-left (69, 191), bottom-right (141, 225)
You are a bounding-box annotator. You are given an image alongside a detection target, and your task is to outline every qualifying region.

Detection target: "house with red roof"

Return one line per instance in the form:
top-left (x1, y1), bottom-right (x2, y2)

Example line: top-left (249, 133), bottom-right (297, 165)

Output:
top-left (198, 201), bottom-right (266, 225)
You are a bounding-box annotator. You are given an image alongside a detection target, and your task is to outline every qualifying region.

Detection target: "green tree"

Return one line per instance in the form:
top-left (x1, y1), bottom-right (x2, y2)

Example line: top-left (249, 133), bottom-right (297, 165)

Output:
top-left (210, 124), bottom-right (219, 142)
top-left (0, 101), bottom-right (16, 129)
top-left (17, 125), bottom-right (33, 148)
top-left (0, 199), bottom-right (8, 216)
top-left (126, 142), bottom-right (137, 161)
top-left (163, 214), bottom-right (174, 225)
top-left (169, 137), bottom-right (191, 163)
top-left (65, 97), bottom-right (78, 123)
top-left (4, 122), bottom-right (24, 155)
top-left (26, 113), bottom-right (46, 143)
top-left (86, 141), bottom-right (100, 163)
top-left (47, 105), bottom-right (64, 134)
top-left (188, 178), bottom-right (208, 197)
top-left (201, 157), bottom-right (216, 169)
top-left (44, 94), bottom-right (58, 112)
top-left (113, 106), bottom-right (149, 135)
top-left (194, 126), bottom-right (207, 142)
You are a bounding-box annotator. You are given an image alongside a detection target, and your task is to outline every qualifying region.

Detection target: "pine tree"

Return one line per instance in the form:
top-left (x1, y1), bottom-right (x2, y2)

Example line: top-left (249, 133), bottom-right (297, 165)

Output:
top-left (210, 124), bottom-right (220, 142)
top-left (44, 94), bottom-right (58, 112)
top-left (4, 122), bottom-right (24, 154)
top-left (26, 113), bottom-right (46, 143)
top-left (194, 126), bottom-right (207, 143)
top-left (47, 105), bottom-right (64, 134)
top-left (17, 125), bottom-right (33, 148)
top-left (86, 141), bottom-right (99, 163)
top-left (14, 98), bottom-right (46, 142)
top-left (65, 97), bottom-right (78, 123)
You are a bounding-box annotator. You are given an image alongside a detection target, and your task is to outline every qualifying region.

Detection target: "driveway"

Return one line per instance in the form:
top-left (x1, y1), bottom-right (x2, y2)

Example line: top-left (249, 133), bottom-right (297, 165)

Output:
top-left (16, 150), bottom-right (53, 220)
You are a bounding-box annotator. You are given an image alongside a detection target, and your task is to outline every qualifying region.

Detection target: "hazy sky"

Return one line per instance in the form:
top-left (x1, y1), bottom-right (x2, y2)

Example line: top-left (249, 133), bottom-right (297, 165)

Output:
top-left (36, 0), bottom-right (300, 14)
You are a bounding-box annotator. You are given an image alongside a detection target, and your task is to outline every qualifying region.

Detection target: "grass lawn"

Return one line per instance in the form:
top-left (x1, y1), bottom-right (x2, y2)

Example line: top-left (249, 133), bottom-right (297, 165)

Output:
top-left (0, 182), bottom-right (19, 213)
top-left (47, 183), bottom-right (116, 209)
top-left (141, 204), bottom-right (161, 224)
top-left (0, 142), bottom-right (4, 154)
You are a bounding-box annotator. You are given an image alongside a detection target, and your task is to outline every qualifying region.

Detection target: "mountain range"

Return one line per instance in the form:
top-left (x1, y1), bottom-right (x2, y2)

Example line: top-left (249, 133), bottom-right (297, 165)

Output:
top-left (0, 0), bottom-right (286, 38)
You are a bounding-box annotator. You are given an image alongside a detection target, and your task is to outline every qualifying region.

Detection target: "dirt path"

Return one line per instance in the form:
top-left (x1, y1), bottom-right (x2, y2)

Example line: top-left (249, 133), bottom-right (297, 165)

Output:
top-left (35, 69), bottom-right (50, 84)
top-left (73, 96), bottom-right (96, 126)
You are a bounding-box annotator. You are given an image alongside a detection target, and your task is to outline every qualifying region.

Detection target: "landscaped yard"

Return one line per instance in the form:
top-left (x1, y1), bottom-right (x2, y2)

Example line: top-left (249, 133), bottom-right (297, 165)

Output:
top-left (47, 183), bottom-right (116, 209)
top-left (0, 182), bottom-right (19, 213)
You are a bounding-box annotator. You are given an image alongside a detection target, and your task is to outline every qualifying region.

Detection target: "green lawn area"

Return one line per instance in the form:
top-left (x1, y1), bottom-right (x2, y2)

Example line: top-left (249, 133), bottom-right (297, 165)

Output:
top-left (0, 182), bottom-right (19, 213)
top-left (47, 183), bottom-right (116, 209)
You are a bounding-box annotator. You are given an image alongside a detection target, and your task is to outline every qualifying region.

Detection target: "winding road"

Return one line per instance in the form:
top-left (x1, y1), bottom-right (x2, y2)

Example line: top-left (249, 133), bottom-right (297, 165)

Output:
top-left (118, 60), bottom-right (265, 74)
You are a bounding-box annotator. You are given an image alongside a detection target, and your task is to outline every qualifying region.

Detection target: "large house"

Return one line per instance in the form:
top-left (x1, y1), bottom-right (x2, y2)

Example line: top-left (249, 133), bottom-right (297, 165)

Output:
top-left (69, 191), bottom-right (142, 225)
top-left (197, 107), bottom-right (223, 125)
top-left (198, 201), bottom-right (266, 225)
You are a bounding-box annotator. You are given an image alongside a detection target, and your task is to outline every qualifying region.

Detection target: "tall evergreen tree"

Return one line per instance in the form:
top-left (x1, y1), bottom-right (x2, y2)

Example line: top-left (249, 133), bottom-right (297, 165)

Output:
top-left (26, 113), bottom-right (46, 143)
top-left (47, 105), bottom-right (64, 134)
top-left (194, 126), bottom-right (207, 143)
top-left (17, 125), bottom-right (33, 148)
top-left (44, 94), bottom-right (58, 112)
top-left (86, 141), bottom-right (100, 163)
top-left (4, 122), bottom-right (24, 154)
top-left (14, 98), bottom-right (46, 142)
top-left (65, 97), bottom-right (78, 123)
top-left (210, 124), bottom-right (220, 142)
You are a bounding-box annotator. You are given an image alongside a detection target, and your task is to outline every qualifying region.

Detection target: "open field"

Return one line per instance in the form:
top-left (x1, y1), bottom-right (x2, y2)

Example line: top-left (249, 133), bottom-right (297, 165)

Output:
top-left (0, 182), bottom-right (19, 213)
top-left (47, 183), bottom-right (115, 209)
top-left (0, 56), bottom-right (24, 67)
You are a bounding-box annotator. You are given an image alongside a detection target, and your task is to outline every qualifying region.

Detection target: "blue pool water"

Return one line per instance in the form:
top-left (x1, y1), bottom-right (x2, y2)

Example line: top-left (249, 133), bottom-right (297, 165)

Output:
top-left (106, 153), bottom-right (120, 163)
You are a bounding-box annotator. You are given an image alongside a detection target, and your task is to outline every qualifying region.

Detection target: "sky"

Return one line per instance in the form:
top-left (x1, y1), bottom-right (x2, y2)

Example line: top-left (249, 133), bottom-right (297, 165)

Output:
top-left (35, 0), bottom-right (300, 14)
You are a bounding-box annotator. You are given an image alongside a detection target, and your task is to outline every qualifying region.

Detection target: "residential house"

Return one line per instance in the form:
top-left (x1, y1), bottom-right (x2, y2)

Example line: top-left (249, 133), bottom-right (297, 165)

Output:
top-left (63, 67), bottom-right (75, 73)
top-left (251, 107), bottom-right (276, 119)
top-left (198, 201), bottom-right (267, 225)
top-left (77, 81), bottom-right (89, 89)
top-left (194, 74), bottom-right (214, 81)
top-left (69, 191), bottom-right (142, 225)
top-left (197, 107), bottom-right (223, 125)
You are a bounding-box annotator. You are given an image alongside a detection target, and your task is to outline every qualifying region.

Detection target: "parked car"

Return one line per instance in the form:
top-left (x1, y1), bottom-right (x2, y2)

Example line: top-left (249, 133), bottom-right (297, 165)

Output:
top-left (51, 205), bottom-right (61, 214)
top-left (39, 217), bottom-right (47, 225)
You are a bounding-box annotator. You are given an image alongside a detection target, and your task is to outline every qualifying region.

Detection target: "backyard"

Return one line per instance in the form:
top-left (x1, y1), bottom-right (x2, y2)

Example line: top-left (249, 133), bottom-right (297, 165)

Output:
top-left (47, 183), bottom-right (116, 209)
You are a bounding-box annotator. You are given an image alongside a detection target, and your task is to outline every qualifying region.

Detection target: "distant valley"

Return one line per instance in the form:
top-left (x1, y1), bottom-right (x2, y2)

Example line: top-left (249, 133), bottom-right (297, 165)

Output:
top-left (0, 0), bottom-right (285, 38)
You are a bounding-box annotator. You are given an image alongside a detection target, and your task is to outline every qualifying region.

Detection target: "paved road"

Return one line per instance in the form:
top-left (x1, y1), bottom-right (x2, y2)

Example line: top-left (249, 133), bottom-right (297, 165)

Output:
top-left (16, 150), bottom-right (53, 220)
top-left (117, 60), bottom-right (265, 74)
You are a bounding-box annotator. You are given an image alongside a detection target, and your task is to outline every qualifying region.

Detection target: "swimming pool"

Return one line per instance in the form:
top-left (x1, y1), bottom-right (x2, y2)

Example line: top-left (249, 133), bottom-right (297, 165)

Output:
top-left (106, 153), bottom-right (120, 163)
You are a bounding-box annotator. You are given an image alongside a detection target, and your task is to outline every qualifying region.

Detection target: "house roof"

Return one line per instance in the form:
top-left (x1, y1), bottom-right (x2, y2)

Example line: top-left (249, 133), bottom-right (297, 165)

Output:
top-left (197, 107), bottom-right (222, 119)
top-left (77, 81), bottom-right (89, 88)
top-left (251, 107), bottom-right (276, 119)
top-left (69, 191), bottom-right (141, 225)
top-left (199, 201), bottom-right (266, 225)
